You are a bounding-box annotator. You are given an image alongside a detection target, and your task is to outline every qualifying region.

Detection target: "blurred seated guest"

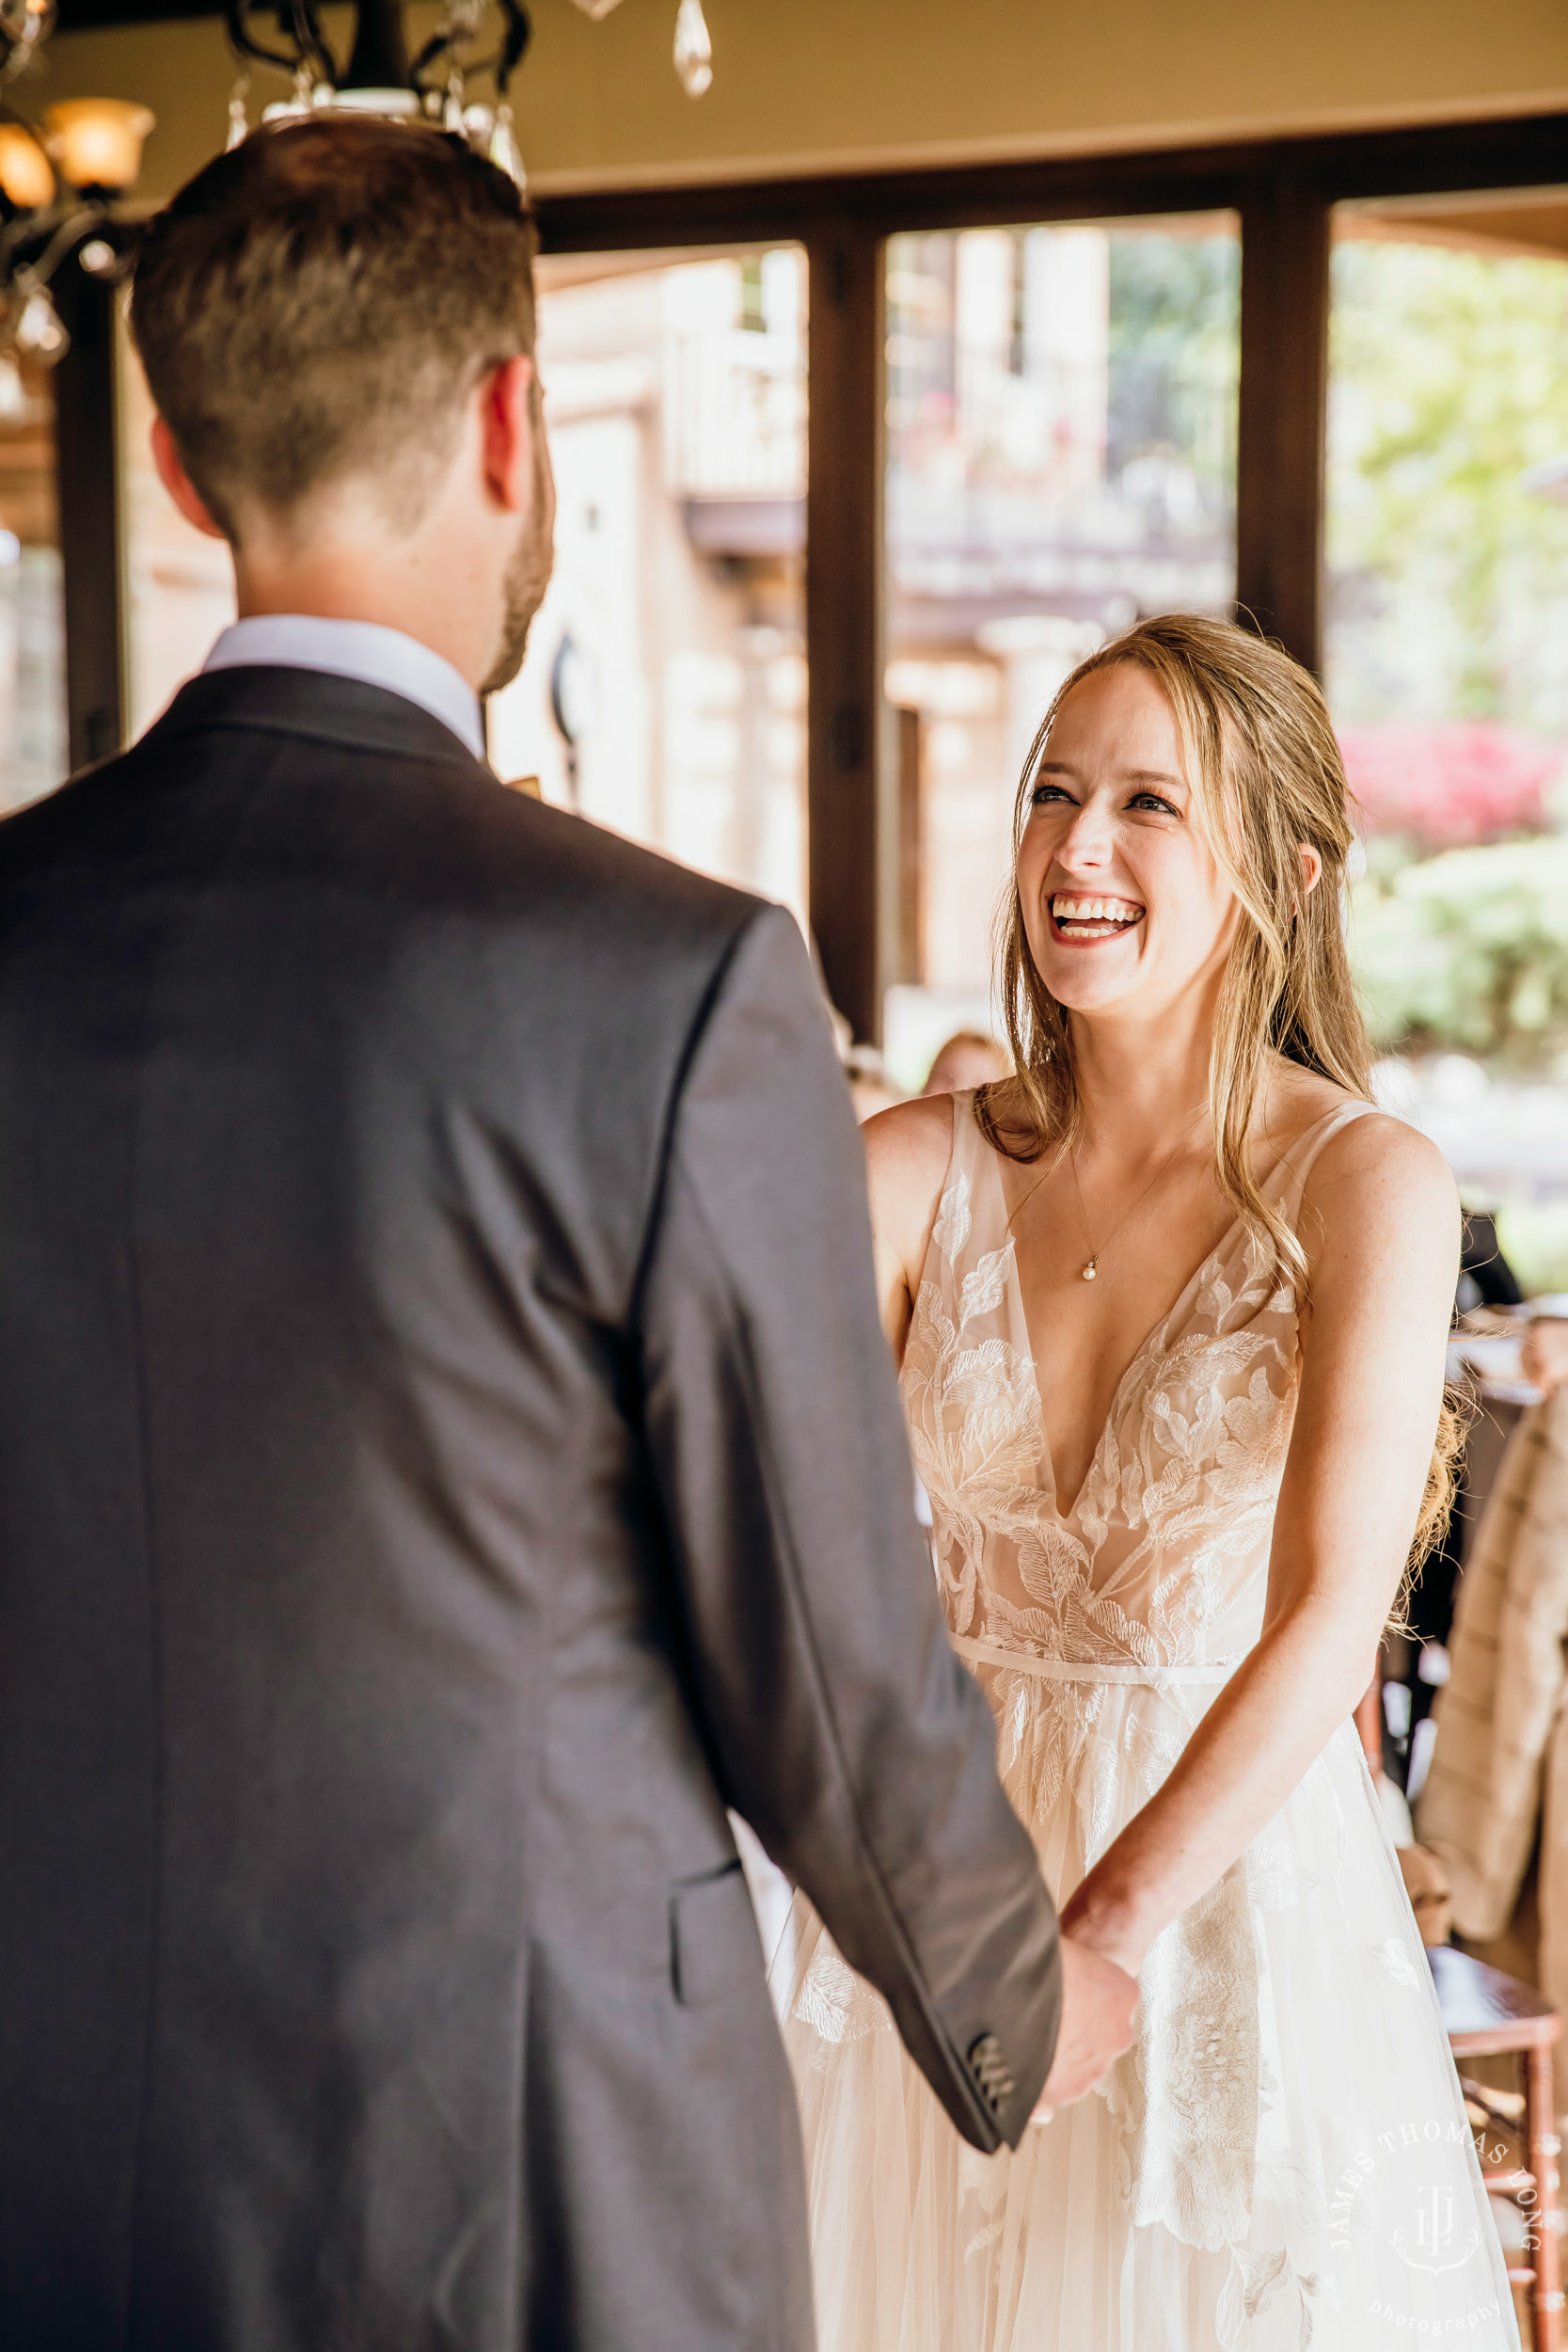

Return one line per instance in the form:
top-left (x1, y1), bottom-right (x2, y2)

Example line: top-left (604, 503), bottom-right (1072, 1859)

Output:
top-left (1397, 1840), bottom-right (1454, 1947)
top-left (1419, 1372), bottom-right (1568, 2054)
top-left (1522, 1315), bottom-right (1568, 1395)
top-left (921, 1028), bottom-right (1008, 1096)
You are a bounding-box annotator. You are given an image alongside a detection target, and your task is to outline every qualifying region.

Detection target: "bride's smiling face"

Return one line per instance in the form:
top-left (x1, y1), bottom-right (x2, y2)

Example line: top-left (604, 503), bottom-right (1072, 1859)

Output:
top-left (1016, 660), bottom-right (1242, 1019)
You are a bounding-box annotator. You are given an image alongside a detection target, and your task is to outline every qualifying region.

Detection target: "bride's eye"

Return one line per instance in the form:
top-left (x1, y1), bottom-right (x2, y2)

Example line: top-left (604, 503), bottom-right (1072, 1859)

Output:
top-left (1030, 783), bottom-right (1074, 807)
top-left (1129, 789), bottom-right (1180, 817)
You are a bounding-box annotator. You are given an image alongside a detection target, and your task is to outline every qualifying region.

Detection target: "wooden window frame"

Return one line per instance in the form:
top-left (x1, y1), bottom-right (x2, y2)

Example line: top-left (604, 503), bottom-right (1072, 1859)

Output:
top-left (55, 266), bottom-right (126, 771)
top-left (58, 109), bottom-right (1568, 1037)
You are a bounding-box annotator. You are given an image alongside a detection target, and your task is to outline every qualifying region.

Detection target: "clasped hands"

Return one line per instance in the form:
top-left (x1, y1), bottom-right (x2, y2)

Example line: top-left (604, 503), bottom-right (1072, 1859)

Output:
top-left (1031, 1881), bottom-right (1144, 2124)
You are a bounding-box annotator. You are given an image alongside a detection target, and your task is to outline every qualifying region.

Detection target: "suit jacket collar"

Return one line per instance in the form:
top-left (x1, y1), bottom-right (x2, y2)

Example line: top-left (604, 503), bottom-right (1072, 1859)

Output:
top-left (146, 664), bottom-right (490, 772)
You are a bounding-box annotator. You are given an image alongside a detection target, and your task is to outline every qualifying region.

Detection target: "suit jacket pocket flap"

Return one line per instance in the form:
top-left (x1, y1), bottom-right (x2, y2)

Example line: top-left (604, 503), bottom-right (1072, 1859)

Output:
top-left (670, 1859), bottom-right (758, 2008)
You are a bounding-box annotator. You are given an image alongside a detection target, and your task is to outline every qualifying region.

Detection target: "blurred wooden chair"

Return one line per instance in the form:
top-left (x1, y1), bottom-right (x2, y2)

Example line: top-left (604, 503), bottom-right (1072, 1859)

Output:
top-left (1430, 1944), bottom-right (1562, 2351)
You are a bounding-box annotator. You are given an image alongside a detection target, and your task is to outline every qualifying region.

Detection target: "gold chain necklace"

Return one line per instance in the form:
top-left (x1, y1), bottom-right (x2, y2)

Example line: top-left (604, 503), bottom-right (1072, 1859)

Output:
top-left (1068, 1110), bottom-right (1206, 1281)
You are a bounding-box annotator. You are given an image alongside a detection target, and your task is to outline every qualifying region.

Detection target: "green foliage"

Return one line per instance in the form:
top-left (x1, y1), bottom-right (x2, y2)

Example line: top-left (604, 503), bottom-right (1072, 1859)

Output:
top-left (1107, 230), bottom-right (1239, 498)
top-left (1351, 836), bottom-right (1568, 1061)
top-left (1327, 240), bottom-right (1568, 733)
top-left (1107, 231), bottom-right (1239, 370)
top-left (1496, 1197), bottom-right (1568, 1297)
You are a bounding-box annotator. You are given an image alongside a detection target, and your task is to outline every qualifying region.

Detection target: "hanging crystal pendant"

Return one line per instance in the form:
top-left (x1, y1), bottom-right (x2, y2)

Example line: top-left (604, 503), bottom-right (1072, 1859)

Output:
top-left (261, 65), bottom-right (319, 124)
top-left (13, 283), bottom-right (68, 363)
top-left (225, 76), bottom-right (249, 150)
top-left (566, 0), bottom-right (626, 17)
top-left (673, 0), bottom-right (712, 96)
top-left (488, 102), bottom-right (526, 190)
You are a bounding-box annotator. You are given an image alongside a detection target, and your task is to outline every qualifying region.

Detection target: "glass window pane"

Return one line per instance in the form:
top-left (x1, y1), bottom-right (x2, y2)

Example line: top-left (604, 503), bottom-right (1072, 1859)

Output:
top-left (0, 352), bottom-right (65, 811)
top-left (487, 246), bottom-right (809, 925)
top-left (1327, 191), bottom-right (1568, 1292)
top-left (883, 212), bottom-right (1239, 1082)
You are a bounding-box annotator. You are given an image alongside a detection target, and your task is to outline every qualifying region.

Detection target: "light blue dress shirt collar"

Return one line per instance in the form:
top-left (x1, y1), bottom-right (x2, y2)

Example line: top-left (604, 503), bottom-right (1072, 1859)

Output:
top-left (202, 614), bottom-right (486, 763)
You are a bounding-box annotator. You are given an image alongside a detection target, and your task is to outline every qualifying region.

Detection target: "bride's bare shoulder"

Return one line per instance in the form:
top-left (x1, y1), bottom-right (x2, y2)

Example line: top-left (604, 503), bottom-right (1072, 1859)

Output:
top-left (1304, 1100), bottom-right (1455, 1215)
top-left (862, 1090), bottom-right (957, 1222)
top-left (1264, 1060), bottom-right (1445, 1182)
top-left (1269, 1063), bottom-right (1458, 1265)
top-left (864, 1089), bottom-right (990, 1279)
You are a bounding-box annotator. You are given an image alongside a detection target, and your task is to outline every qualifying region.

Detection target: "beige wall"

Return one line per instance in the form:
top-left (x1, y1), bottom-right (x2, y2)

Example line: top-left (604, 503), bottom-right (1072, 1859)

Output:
top-left (40, 0), bottom-right (1568, 206)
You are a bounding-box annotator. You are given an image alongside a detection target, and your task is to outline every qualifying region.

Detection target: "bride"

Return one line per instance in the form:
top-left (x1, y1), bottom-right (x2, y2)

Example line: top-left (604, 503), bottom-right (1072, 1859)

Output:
top-left (779, 614), bottom-right (1517, 2348)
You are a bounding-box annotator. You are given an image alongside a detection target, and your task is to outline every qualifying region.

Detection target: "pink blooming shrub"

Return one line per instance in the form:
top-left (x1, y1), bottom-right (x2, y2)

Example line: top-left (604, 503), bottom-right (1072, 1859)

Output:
top-left (1338, 723), bottom-right (1565, 849)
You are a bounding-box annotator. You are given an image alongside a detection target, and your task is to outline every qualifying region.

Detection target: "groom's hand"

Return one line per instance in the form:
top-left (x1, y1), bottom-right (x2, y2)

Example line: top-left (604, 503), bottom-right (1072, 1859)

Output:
top-left (1032, 1934), bottom-right (1139, 2118)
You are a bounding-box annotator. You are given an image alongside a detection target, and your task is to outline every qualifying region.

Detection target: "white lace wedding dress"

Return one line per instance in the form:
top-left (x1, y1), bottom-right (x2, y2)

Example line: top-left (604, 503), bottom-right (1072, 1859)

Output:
top-left (778, 1093), bottom-right (1518, 2350)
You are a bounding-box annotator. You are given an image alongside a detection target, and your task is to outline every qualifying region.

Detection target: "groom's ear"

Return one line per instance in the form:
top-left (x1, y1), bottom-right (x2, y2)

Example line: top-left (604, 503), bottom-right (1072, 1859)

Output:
top-left (478, 355), bottom-right (537, 516)
top-left (151, 416), bottom-right (227, 542)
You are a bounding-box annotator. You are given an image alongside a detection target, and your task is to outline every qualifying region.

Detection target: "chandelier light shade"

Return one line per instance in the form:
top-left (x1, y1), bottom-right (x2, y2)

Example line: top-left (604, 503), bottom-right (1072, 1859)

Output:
top-left (0, 0), bottom-right (155, 365)
top-left (42, 99), bottom-right (154, 195)
top-left (0, 121), bottom-right (53, 210)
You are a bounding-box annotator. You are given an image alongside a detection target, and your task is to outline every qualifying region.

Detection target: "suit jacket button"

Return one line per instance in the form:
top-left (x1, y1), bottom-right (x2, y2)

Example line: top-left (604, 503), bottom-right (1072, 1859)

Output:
top-left (967, 2030), bottom-right (1017, 2113)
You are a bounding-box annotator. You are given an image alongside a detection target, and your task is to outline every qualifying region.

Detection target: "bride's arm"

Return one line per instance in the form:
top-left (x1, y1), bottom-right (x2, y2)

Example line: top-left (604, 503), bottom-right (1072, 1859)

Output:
top-left (861, 1093), bottom-right (958, 1365)
top-left (1059, 1109), bottom-right (1460, 1975)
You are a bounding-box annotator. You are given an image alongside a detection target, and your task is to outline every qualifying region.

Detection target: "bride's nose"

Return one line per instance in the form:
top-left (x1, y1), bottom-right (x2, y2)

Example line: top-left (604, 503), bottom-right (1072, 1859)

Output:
top-left (1053, 797), bottom-right (1117, 870)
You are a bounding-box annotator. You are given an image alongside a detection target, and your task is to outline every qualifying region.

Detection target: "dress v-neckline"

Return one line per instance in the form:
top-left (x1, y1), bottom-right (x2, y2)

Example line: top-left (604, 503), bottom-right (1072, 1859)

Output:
top-left (978, 1101), bottom-right (1361, 1527)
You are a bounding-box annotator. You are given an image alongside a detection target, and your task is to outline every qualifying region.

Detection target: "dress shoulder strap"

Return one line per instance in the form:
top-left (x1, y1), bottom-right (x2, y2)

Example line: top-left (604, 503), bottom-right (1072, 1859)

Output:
top-left (955, 1086), bottom-right (1019, 1249)
top-left (917, 1089), bottom-right (1006, 1301)
top-left (1270, 1098), bottom-right (1382, 1227)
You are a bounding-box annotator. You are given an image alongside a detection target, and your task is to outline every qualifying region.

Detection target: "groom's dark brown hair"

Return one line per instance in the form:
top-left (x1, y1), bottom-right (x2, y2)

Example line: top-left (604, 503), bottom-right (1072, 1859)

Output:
top-left (130, 116), bottom-right (538, 538)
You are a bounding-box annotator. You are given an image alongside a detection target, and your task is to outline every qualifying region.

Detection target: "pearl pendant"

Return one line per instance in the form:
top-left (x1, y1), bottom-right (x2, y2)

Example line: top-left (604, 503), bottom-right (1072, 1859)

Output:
top-left (1082, 1259), bottom-right (1098, 1281)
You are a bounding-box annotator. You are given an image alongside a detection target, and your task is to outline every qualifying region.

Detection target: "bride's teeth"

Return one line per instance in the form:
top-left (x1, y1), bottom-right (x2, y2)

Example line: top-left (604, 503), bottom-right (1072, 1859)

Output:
top-left (1053, 894), bottom-right (1141, 924)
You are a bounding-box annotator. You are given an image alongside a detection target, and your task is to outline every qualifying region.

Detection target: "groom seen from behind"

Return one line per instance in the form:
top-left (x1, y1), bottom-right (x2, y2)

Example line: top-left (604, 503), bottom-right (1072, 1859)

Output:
top-left (0, 120), bottom-right (1135, 2351)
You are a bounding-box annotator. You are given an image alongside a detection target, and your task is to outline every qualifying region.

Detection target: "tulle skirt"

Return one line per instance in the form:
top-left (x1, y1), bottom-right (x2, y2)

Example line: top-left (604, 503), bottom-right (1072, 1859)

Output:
top-left (776, 1664), bottom-right (1519, 2351)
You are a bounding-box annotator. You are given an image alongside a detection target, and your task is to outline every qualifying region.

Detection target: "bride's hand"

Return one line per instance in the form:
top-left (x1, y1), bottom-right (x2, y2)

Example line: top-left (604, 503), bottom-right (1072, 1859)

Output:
top-left (1032, 1931), bottom-right (1140, 2118)
top-left (1057, 1868), bottom-right (1153, 1978)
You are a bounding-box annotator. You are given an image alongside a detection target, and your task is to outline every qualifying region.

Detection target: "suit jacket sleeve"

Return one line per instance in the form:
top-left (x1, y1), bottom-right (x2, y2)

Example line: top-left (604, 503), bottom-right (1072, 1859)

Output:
top-left (637, 901), bottom-right (1062, 2151)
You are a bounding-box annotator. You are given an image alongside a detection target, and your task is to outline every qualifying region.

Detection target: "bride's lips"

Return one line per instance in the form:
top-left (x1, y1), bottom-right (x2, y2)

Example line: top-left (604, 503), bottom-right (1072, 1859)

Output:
top-left (1047, 890), bottom-right (1147, 946)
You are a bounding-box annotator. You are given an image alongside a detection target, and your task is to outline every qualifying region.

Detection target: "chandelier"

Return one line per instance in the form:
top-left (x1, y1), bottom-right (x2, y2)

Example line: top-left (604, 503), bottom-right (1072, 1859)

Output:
top-left (0, 0), bottom-right (715, 365)
top-left (225, 0), bottom-right (716, 179)
top-left (0, 0), bottom-right (152, 364)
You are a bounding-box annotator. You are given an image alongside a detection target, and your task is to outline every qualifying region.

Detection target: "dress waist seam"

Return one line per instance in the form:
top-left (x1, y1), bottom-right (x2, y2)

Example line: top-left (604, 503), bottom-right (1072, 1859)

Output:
top-left (949, 1634), bottom-right (1243, 1687)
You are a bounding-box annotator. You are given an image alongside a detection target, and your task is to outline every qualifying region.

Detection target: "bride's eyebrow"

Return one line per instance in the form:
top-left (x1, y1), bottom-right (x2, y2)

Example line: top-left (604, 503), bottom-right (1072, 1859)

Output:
top-left (1033, 760), bottom-right (1184, 789)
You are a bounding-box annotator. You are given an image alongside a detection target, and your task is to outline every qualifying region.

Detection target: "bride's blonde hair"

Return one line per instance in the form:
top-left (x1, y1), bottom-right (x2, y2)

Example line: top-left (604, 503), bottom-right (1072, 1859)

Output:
top-left (975, 610), bottom-right (1457, 1569)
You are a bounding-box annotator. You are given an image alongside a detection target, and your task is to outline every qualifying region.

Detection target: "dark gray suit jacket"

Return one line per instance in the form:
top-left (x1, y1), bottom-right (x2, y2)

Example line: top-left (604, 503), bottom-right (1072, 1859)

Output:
top-left (0, 666), bottom-right (1061, 2351)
